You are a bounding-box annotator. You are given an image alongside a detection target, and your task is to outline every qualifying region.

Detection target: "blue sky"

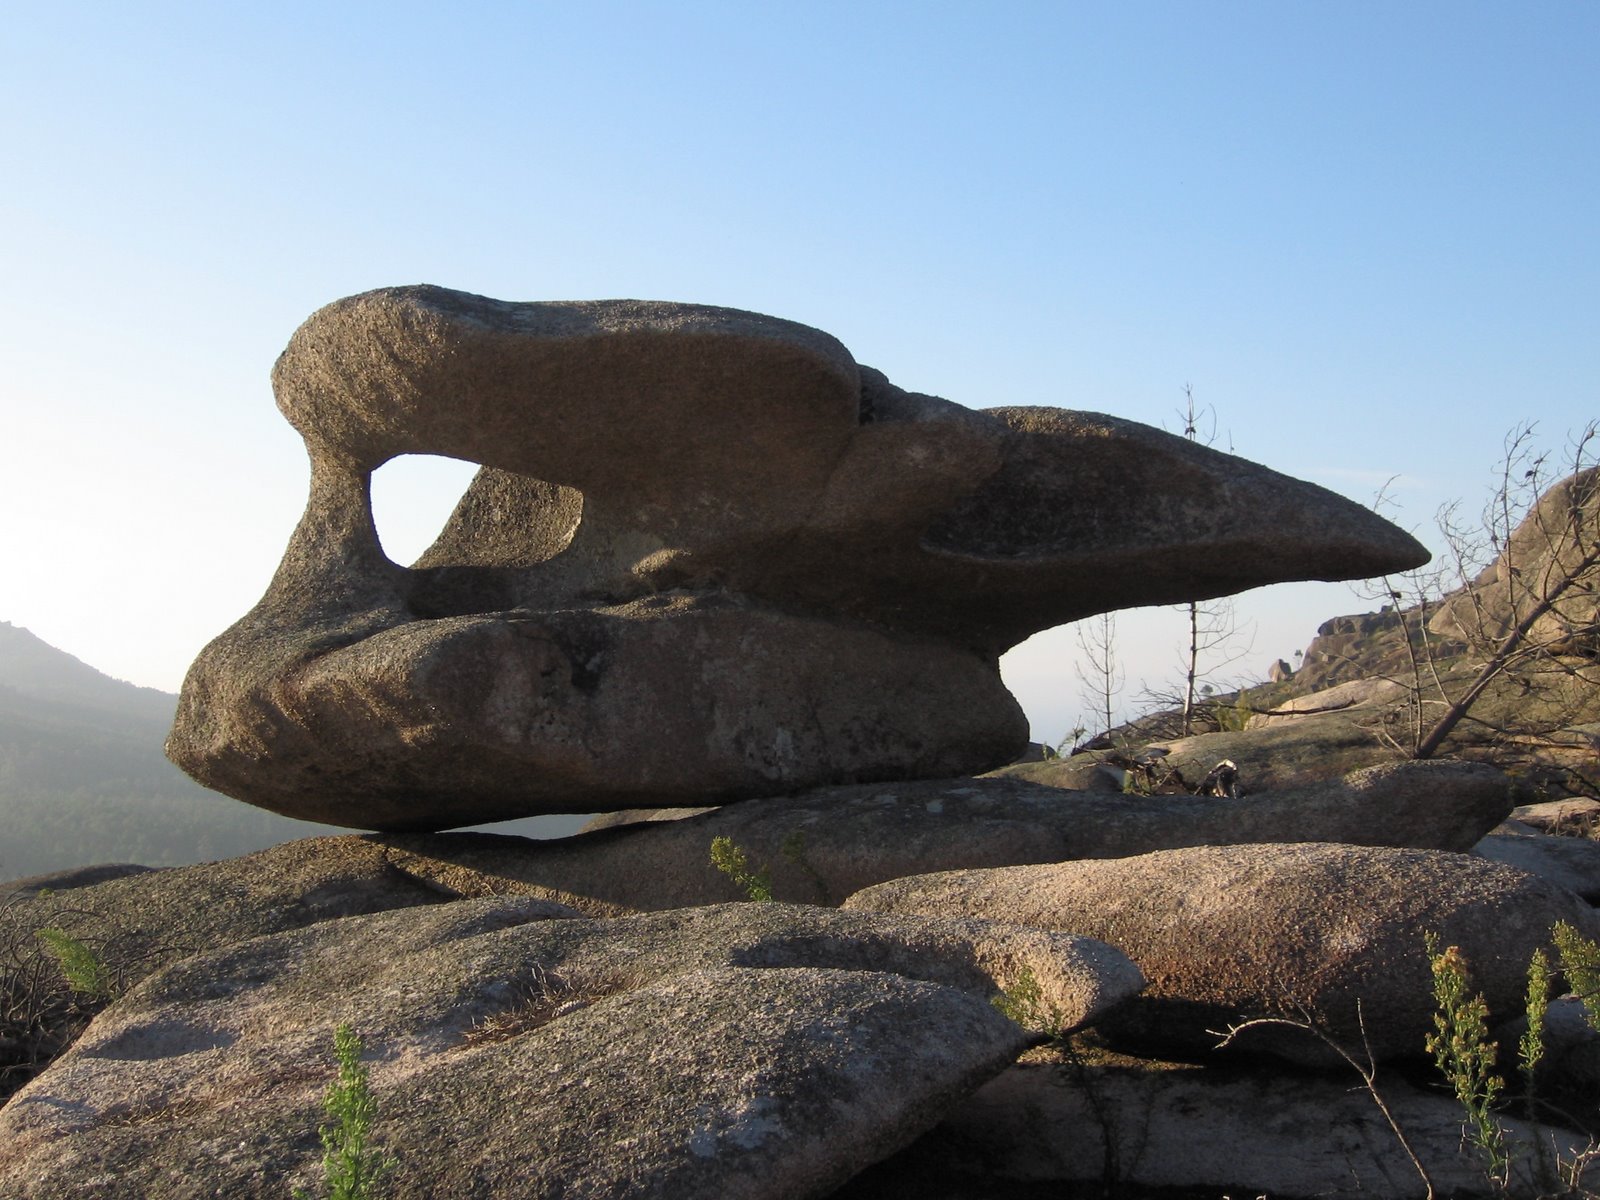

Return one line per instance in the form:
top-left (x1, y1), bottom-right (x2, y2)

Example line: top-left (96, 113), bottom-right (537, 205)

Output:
top-left (2, 2), bottom-right (1596, 745)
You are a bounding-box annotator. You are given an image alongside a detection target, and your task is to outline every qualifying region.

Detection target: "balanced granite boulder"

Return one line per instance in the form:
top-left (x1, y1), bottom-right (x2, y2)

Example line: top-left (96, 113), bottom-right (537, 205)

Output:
top-left (168, 286), bottom-right (1428, 828)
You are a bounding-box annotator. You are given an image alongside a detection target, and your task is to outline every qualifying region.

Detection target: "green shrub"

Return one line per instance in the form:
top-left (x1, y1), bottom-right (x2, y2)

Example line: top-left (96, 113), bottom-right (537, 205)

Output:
top-left (1425, 934), bottom-right (1510, 1183)
top-left (1554, 921), bottom-right (1600, 1030)
top-left (35, 928), bottom-right (115, 1000)
top-left (709, 836), bottom-right (774, 902)
top-left (1518, 947), bottom-right (1551, 1117)
top-left (294, 1024), bottom-right (394, 1200)
top-left (1424, 926), bottom-right (1600, 1196)
top-left (991, 965), bottom-right (1068, 1040)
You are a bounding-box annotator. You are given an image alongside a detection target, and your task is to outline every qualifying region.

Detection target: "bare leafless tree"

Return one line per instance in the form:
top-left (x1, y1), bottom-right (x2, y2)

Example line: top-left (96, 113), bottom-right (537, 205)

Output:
top-left (1175, 595), bottom-right (1257, 735)
top-left (1173, 385), bottom-right (1254, 734)
top-left (1359, 423), bottom-right (1599, 769)
top-left (1074, 611), bottom-right (1124, 741)
top-left (1412, 423), bottom-right (1599, 759)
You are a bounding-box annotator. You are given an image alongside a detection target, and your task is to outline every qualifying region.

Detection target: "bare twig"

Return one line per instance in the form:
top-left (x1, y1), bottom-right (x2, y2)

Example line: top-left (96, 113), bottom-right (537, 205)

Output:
top-left (1215, 1002), bottom-right (1437, 1200)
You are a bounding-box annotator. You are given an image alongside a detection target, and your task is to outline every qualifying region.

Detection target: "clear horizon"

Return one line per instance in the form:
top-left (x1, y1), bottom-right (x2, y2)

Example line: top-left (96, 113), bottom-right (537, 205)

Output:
top-left (3, 3), bottom-right (1595, 744)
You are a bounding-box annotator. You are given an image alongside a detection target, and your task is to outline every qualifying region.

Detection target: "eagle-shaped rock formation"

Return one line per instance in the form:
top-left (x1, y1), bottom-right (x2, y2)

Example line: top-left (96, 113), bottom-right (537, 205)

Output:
top-left (167, 286), bottom-right (1427, 829)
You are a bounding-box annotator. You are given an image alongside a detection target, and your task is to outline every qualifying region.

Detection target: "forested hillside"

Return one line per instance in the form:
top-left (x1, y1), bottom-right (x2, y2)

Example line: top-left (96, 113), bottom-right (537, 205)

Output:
top-left (0, 621), bottom-right (340, 878)
top-left (0, 622), bottom-right (590, 880)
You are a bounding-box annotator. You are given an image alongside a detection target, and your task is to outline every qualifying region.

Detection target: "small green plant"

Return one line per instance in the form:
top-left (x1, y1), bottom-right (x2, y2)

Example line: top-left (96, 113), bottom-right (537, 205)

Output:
top-left (1209, 689), bottom-right (1254, 733)
top-left (991, 965), bottom-right (1069, 1040)
top-left (709, 836), bottom-right (773, 902)
top-left (778, 830), bottom-right (830, 903)
top-left (35, 928), bottom-right (115, 1000)
top-left (5, 902), bottom-right (157, 1103)
top-left (1554, 920), bottom-right (1600, 1029)
top-left (1518, 946), bottom-right (1561, 1190)
top-left (1518, 947), bottom-right (1551, 1117)
top-left (994, 968), bottom-right (1129, 1186)
top-left (294, 1024), bottom-right (394, 1200)
top-left (1422, 929), bottom-right (1600, 1196)
top-left (1425, 934), bottom-right (1511, 1184)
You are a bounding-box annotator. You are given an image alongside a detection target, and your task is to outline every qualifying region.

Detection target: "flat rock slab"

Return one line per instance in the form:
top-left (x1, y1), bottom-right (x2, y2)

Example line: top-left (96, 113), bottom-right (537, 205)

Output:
top-left (0, 863), bottom-right (155, 896)
top-left (0, 759), bottom-right (1504, 1043)
top-left (168, 286), bottom-right (1427, 829)
top-left (855, 1055), bottom-right (1589, 1199)
top-left (0, 837), bottom-right (464, 994)
top-left (843, 841), bottom-right (1600, 1063)
top-left (1510, 797), bottom-right (1600, 831)
top-left (1245, 676), bottom-right (1409, 725)
top-left (373, 760), bottom-right (1515, 915)
top-left (0, 900), bottom-right (1141, 1198)
top-left (1475, 831), bottom-right (1600, 902)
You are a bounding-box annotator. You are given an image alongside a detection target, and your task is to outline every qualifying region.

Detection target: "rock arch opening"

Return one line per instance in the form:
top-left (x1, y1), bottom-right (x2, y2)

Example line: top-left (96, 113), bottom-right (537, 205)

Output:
top-left (369, 454), bottom-right (483, 567)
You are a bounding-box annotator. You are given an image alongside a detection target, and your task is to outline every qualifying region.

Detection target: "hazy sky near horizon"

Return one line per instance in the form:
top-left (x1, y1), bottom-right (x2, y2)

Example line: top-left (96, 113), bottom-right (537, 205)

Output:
top-left (3, 2), bottom-right (1596, 744)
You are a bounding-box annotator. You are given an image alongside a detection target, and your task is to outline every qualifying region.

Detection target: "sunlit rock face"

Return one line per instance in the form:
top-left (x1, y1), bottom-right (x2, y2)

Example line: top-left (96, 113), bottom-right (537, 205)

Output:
top-left (166, 286), bottom-right (1428, 830)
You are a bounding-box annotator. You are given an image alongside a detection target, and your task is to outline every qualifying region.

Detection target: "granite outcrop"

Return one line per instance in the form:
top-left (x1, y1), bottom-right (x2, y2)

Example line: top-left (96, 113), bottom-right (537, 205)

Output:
top-left (167, 286), bottom-right (1428, 829)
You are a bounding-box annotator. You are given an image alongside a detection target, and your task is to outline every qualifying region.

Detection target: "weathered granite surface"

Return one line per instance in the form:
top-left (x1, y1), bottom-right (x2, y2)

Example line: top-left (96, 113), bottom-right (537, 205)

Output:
top-left (370, 760), bottom-right (1515, 915)
top-left (0, 899), bottom-right (1141, 1199)
top-left (858, 1053), bottom-right (1589, 1199)
top-left (844, 839), bottom-right (1600, 1064)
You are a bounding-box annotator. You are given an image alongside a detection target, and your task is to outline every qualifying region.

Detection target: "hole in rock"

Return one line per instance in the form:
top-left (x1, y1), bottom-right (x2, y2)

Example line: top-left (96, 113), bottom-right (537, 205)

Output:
top-left (370, 454), bottom-right (481, 566)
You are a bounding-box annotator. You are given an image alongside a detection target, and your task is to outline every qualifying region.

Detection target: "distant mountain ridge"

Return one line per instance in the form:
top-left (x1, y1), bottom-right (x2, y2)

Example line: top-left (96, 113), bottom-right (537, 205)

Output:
top-left (0, 622), bottom-right (588, 881)
top-left (0, 621), bottom-right (189, 799)
top-left (0, 620), bottom-right (337, 880)
top-left (0, 622), bottom-right (174, 720)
